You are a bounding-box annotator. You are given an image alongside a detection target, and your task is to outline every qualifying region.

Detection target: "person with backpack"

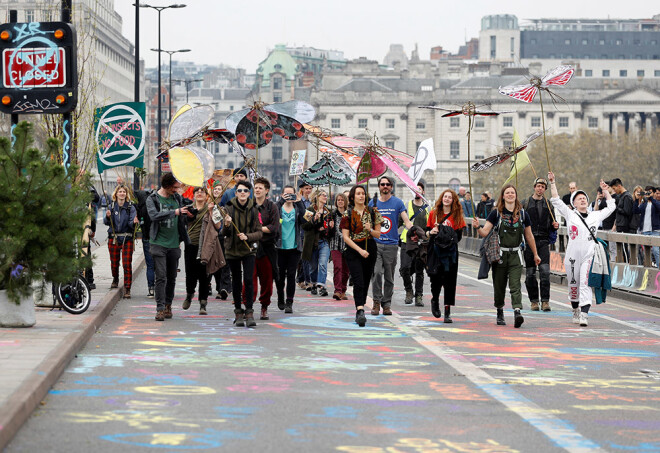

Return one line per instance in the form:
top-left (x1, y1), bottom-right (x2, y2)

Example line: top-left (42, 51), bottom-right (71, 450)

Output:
top-left (426, 189), bottom-right (466, 323)
top-left (341, 185), bottom-right (383, 327)
top-left (472, 184), bottom-right (541, 328)
top-left (521, 178), bottom-right (559, 312)
top-left (104, 184), bottom-right (138, 299)
top-left (548, 173), bottom-right (615, 327)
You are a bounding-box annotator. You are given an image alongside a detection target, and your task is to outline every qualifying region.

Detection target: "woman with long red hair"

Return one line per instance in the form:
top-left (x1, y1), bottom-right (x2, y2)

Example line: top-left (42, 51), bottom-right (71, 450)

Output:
top-left (426, 189), bottom-right (466, 323)
top-left (472, 184), bottom-right (541, 328)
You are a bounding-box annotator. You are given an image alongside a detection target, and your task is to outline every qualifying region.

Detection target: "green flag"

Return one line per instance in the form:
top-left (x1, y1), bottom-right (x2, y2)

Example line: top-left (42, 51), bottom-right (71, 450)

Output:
top-left (94, 102), bottom-right (147, 174)
top-left (504, 129), bottom-right (530, 186)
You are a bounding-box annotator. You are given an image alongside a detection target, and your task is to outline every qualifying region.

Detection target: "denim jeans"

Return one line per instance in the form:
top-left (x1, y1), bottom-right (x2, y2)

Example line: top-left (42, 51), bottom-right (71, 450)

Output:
top-left (142, 239), bottom-right (155, 288)
top-left (310, 240), bottom-right (331, 287)
top-left (642, 231), bottom-right (660, 268)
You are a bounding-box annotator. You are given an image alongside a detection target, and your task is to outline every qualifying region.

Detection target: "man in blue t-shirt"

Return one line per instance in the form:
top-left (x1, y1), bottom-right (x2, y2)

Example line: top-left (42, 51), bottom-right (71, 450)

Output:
top-left (368, 176), bottom-right (413, 316)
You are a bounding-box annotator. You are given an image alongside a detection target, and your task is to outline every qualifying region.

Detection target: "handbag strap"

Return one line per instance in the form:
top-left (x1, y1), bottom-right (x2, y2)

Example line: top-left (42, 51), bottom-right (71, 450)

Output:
top-left (576, 213), bottom-right (599, 242)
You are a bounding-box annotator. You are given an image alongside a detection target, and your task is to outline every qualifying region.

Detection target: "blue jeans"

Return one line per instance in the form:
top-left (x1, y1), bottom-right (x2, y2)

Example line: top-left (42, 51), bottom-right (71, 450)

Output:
top-left (142, 239), bottom-right (155, 288)
top-left (310, 240), bottom-right (331, 287)
top-left (642, 231), bottom-right (660, 268)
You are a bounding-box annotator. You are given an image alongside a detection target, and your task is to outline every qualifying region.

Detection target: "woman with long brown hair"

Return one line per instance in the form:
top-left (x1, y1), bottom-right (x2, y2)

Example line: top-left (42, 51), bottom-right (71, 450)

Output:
top-left (302, 189), bottom-right (332, 296)
top-left (472, 184), bottom-right (541, 328)
top-left (330, 193), bottom-right (350, 300)
top-left (426, 189), bottom-right (466, 323)
top-left (104, 184), bottom-right (138, 298)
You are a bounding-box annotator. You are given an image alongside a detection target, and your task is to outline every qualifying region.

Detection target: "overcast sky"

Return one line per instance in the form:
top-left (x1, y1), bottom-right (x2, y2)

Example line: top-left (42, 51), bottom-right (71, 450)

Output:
top-left (114, 1), bottom-right (659, 72)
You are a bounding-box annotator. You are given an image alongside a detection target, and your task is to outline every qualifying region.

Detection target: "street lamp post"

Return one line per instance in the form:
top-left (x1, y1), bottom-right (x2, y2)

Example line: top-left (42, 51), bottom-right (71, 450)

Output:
top-left (151, 48), bottom-right (190, 122)
top-left (138, 3), bottom-right (186, 180)
top-left (174, 78), bottom-right (203, 103)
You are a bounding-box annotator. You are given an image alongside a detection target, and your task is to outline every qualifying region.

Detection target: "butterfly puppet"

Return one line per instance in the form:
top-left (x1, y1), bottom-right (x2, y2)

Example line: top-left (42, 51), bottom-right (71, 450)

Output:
top-left (498, 65), bottom-right (574, 171)
top-left (470, 130), bottom-right (545, 172)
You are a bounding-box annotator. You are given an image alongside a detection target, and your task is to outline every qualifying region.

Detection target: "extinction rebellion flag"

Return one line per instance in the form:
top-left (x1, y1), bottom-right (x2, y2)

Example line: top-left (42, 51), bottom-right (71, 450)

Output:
top-left (94, 102), bottom-right (147, 174)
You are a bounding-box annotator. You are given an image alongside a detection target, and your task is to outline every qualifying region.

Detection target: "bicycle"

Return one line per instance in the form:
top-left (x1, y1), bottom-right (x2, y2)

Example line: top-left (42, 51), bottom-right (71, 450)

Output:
top-left (51, 271), bottom-right (91, 315)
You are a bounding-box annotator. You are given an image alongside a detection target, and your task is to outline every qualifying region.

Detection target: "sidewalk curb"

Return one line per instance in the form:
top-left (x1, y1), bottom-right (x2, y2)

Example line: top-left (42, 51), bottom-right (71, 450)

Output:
top-left (0, 255), bottom-right (145, 450)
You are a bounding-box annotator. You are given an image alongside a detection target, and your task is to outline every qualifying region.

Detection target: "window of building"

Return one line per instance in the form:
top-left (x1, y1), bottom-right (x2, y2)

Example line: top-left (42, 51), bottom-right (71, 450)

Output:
top-left (637, 70), bottom-right (645, 77)
top-left (490, 36), bottom-right (496, 58)
top-left (230, 105), bottom-right (234, 111)
top-left (273, 77), bottom-right (282, 90)
top-left (228, 144), bottom-right (233, 153)
top-left (503, 140), bottom-right (512, 149)
top-left (331, 118), bottom-right (341, 129)
top-left (655, 70), bottom-right (660, 77)
top-left (385, 140), bottom-right (395, 149)
top-left (602, 69), bottom-right (610, 77)
top-left (530, 38), bottom-right (537, 45)
top-left (272, 146), bottom-right (282, 160)
top-left (582, 39), bottom-right (589, 45)
top-left (559, 117), bottom-right (569, 128)
top-left (386, 118), bottom-right (395, 129)
top-left (273, 94), bottom-right (282, 102)
top-left (531, 116), bottom-right (541, 128)
top-left (358, 118), bottom-right (368, 128)
top-left (616, 39), bottom-right (622, 45)
top-left (564, 39), bottom-right (571, 45)
top-left (510, 37), bottom-right (515, 52)
top-left (415, 120), bottom-right (425, 130)
top-left (588, 117), bottom-right (598, 128)
top-left (448, 178), bottom-right (460, 192)
top-left (619, 70), bottom-right (627, 77)
top-left (450, 141), bottom-right (460, 159)
top-left (474, 117), bottom-right (485, 128)
top-left (599, 39), bottom-right (605, 45)
top-left (25, 10), bottom-right (34, 22)
top-left (415, 141), bottom-right (421, 150)
top-left (585, 69), bottom-right (592, 77)
top-left (228, 161), bottom-right (235, 169)
top-left (503, 116), bottom-right (513, 127)
top-left (42, 9), bottom-right (52, 21)
top-left (450, 117), bottom-right (460, 128)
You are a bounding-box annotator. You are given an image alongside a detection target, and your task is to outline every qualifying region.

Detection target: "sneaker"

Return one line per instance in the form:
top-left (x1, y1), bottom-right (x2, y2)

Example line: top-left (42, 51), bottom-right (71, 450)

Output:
top-left (110, 278), bottom-right (119, 289)
top-left (496, 308), bottom-right (506, 326)
top-left (579, 312), bottom-right (588, 327)
top-left (234, 309), bottom-right (245, 327)
top-left (164, 305), bottom-right (173, 319)
top-left (541, 301), bottom-right (551, 312)
top-left (318, 286), bottom-right (328, 297)
top-left (219, 289), bottom-right (228, 300)
top-left (155, 311), bottom-right (165, 321)
top-left (404, 290), bottom-right (414, 305)
top-left (260, 307), bottom-right (269, 320)
top-left (530, 301), bottom-right (540, 311)
top-left (355, 309), bottom-right (367, 327)
top-left (382, 305), bottom-right (393, 316)
top-left (572, 308), bottom-right (581, 324)
top-left (123, 290), bottom-right (131, 299)
top-left (310, 286), bottom-right (318, 295)
top-left (514, 309), bottom-right (525, 328)
top-left (182, 293), bottom-right (193, 310)
top-left (147, 287), bottom-right (154, 298)
top-left (88, 282), bottom-right (96, 290)
top-left (414, 295), bottom-right (424, 307)
top-left (284, 300), bottom-right (293, 314)
top-left (371, 302), bottom-right (380, 316)
top-left (245, 309), bottom-right (257, 327)
top-left (199, 301), bottom-right (207, 316)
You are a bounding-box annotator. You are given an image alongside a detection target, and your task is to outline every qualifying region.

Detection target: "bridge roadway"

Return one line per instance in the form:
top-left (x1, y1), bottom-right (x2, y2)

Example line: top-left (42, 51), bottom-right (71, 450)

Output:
top-left (7, 255), bottom-right (660, 452)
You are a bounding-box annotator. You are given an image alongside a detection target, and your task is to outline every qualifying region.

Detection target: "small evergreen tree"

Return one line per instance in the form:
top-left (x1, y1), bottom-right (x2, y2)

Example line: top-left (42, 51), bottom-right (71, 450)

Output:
top-left (0, 121), bottom-right (92, 304)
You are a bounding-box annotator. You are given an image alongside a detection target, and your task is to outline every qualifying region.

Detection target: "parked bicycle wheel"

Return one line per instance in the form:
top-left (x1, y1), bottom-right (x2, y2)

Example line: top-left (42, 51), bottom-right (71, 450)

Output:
top-left (56, 276), bottom-right (91, 314)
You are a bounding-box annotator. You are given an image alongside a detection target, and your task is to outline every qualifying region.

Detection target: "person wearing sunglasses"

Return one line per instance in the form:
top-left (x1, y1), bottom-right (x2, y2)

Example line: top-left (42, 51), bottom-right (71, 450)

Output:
top-left (368, 176), bottom-right (413, 316)
top-left (222, 180), bottom-right (263, 327)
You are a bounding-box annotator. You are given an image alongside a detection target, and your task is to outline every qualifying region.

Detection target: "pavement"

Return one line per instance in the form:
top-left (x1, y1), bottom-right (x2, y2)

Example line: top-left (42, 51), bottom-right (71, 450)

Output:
top-left (0, 237), bottom-right (145, 450)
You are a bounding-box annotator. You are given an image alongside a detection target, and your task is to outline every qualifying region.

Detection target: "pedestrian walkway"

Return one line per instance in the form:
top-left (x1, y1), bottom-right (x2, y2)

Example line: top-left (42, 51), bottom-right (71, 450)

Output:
top-left (0, 241), bottom-right (145, 450)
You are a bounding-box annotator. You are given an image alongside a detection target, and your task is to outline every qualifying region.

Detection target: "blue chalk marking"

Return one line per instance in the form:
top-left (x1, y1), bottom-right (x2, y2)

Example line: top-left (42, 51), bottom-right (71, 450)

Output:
top-left (49, 389), bottom-right (134, 397)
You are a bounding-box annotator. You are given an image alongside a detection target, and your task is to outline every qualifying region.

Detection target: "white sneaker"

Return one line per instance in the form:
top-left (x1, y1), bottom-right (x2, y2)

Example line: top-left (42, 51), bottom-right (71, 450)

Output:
top-left (572, 308), bottom-right (580, 324)
top-left (579, 312), bottom-right (588, 327)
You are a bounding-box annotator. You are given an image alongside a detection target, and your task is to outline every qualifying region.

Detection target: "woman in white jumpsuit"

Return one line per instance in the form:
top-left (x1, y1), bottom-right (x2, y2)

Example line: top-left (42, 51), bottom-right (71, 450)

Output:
top-left (548, 172), bottom-right (615, 326)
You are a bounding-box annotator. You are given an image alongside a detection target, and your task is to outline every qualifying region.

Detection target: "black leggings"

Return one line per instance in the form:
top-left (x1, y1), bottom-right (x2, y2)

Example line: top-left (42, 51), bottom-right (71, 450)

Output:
top-left (277, 248), bottom-right (301, 301)
top-left (429, 258), bottom-right (458, 306)
top-left (227, 255), bottom-right (256, 310)
top-left (184, 244), bottom-right (210, 300)
top-left (344, 239), bottom-right (377, 309)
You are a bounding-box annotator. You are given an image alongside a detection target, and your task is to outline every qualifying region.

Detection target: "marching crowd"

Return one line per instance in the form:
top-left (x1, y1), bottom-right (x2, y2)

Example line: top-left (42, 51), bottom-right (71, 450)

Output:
top-left (94, 170), bottom-right (660, 329)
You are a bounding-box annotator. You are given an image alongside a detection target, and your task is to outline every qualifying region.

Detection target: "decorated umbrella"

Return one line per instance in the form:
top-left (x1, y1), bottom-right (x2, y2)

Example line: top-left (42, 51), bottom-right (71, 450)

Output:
top-left (299, 154), bottom-right (353, 187)
top-left (498, 65), bottom-right (574, 172)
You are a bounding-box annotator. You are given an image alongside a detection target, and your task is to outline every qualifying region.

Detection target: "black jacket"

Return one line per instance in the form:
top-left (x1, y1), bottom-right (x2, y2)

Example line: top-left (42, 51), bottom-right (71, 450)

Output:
top-left (522, 196), bottom-right (557, 240)
top-left (615, 191), bottom-right (634, 233)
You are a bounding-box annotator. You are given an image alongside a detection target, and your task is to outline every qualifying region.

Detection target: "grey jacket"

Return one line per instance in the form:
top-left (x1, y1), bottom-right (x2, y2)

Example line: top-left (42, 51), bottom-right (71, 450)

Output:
top-left (146, 191), bottom-right (190, 246)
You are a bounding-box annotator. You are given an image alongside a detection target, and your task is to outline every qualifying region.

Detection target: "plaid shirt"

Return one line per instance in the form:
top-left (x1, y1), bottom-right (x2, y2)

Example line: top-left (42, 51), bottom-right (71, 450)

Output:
top-left (329, 210), bottom-right (347, 251)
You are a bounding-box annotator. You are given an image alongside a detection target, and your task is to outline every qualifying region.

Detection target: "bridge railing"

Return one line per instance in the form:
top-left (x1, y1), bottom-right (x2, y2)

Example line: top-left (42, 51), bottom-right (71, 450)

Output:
top-left (461, 218), bottom-right (660, 299)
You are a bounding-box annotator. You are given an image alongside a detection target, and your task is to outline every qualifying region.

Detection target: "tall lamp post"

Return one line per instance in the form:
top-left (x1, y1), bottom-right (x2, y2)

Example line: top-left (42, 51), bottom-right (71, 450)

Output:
top-left (151, 48), bottom-right (190, 122)
top-left (174, 78), bottom-right (204, 103)
top-left (138, 3), bottom-right (186, 180)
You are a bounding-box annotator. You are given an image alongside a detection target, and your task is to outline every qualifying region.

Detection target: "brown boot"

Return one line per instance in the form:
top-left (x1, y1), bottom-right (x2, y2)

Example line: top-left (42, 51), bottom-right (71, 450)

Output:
top-left (164, 304), bottom-right (173, 319)
top-left (110, 277), bottom-right (119, 288)
top-left (234, 308), bottom-right (245, 327)
top-left (199, 300), bottom-right (207, 315)
top-left (182, 293), bottom-right (193, 310)
top-left (531, 301), bottom-right (540, 311)
top-left (382, 305), bottom-right (393, 316)
top-left (245, 309), bottom-right (257, 327)
top-left (155, 310), bottom-right (165, 321)
top-left (371, 301), bottom-right (381, 315)
top-left (123, 289), bottom-right (131, 299)
top-left (541, 301), bottom-right (551, 312)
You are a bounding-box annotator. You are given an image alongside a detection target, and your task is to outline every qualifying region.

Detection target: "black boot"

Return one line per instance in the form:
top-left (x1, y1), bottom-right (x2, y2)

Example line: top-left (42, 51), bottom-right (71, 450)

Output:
top-left (234, 308), bottom-right (245, 327)
top-left (514, 309), bottom-right (524, 328)
top-left (284, 299), bottom-right (293, 313)
top-left (355, 309), bottom-right (367, 327)
top-left (443, 305), bottom-right (453, 324)
top-left (277, 289), bottom-right (285, 310)
top-left (496, 308), bottom-right (506, 326)
top-left (245, 309), bottom-right (257, 327)
top-left (431, 298), bottom-right (441, 318)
